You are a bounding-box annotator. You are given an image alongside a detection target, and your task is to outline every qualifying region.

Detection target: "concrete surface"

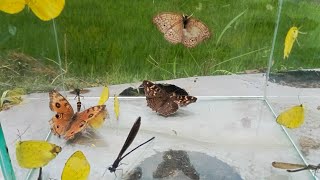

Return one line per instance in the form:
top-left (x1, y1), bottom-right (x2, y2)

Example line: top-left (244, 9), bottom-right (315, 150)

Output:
top-left (0, 74), bottom-right (319, 180)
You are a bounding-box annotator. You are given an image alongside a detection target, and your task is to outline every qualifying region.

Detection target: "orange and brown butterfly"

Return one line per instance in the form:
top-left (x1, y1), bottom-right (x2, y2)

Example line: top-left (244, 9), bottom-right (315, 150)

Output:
top-left (49, 90), bottom-right (107, 140)
top-left (69, 88), bottom-right (90, 112)
top-left (142, 80), bottom-right (197, 117)
top-left (153, 12), bottom-right (211, 48)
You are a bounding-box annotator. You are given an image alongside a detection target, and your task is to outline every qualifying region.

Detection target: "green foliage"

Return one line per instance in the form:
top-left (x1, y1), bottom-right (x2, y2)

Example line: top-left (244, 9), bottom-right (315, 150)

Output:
top-left (0, 0), bottom-right (319, 92)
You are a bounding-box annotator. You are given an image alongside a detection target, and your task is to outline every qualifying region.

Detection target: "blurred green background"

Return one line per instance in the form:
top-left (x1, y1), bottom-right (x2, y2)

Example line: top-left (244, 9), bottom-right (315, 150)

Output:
top-left (0, 0), bottom-right (319, 93)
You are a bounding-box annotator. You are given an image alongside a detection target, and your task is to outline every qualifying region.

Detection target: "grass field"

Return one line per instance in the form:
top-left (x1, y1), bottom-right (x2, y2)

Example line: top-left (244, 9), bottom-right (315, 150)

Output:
top-left (0, 0), bottom-right (320, 93)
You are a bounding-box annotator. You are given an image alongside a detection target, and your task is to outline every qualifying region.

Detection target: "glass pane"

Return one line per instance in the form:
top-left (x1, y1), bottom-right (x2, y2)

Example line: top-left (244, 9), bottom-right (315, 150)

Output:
top-left (266, 0), bottom-right (320, 179)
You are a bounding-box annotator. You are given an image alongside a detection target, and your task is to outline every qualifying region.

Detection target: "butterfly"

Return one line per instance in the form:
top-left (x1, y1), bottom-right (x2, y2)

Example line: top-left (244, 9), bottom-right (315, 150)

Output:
top-left (61, 151), bottom-right (90, 180)
top-left (276, 104), bottom-right (304, 129)
top-left (88, 86), bottom-right (110, 128)
top-left (98, 86), bottom-right (109, 105)
top-left (69, 88), bottom-right (90, 112)
top-left (114, 94), bottom-right (120, 120)
top-left (49, 90), bottom-right (107, 140)
top-left (153, 12), bottom-right (211, 48)
top-left (108, 117), bottom-right (155, 173)
top-left (0, 0), bottom-right (65, 21)
top-left (283, 26), bottom-right (306, 59)
top-left (16, 140), bottom-right (62, 168)
top-left (142, 80), bottom-right (197, 117)
top-left (272, 161), bottom-right (320, 173)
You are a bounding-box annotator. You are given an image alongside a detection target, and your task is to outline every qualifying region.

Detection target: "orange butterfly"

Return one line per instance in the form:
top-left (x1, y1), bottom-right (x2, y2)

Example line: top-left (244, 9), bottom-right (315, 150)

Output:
top-left (49, 90), bottom-right (106, 140)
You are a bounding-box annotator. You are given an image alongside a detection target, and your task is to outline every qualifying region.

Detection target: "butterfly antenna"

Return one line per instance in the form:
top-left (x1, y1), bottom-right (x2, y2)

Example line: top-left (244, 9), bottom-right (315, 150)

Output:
top-left (16, 129), bottom-right (22, 141)
top-left (297, 90), bottom-right (303, 105)
top-left (298, 26), bottom-right (307, 34)
top-left (13, 125), bottom-right (31, 143)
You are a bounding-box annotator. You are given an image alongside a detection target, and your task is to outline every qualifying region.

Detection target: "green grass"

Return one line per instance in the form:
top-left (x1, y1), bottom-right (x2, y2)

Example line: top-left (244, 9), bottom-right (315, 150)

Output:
top-left (0, 0), bottom-right (320, 93)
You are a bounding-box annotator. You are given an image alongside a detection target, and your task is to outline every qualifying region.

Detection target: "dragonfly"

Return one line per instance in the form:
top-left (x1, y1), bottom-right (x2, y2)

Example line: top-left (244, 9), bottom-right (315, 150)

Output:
top-left (69, 88), bottom-right (90, 112)
top-left (272, 161), bottom-right (320, 172)
top-left (108, 117), bottom-right (155, 173)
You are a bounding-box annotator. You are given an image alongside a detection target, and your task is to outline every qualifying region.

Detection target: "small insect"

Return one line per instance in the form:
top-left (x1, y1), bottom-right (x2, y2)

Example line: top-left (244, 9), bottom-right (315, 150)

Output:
top-left (108, 117), bottom-right (155, 173)
top-left (272, 161), bottom-right (320, 172)
top-left (69, 88), bottom-right (90, 112)
top-left (283, 26), bottom-right (306, 59)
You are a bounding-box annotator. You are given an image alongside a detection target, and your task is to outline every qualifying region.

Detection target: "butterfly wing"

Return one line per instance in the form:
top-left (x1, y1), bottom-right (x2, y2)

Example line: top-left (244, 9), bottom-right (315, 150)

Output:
top-left (153, 12), bottom-right (183, 44)
top-left (276, 104), bottom-right (304, 128)
top-left (114, 95), bottom-right (120, 120)
top-left (0, 0), bottom-right (25, 14)
top-left (87, 109), bottom-right (108, 129)
top-left (64, 105), bottom-right (106, 140)
top-left (164, 24), bottom-right (183, 44)
top-left (182, 17), bottom-right (211, 48)
top-left (49, 90), bottom-right (74, 136)
top-left (174, 95), bottom-right (197, 107)
top-left (157, 84), bottom-right (189, 96)
top-left (98, 86), bottom-right (109, 105)
top-left (143, 80), bottom-right (179, 116)
top-left (16, 140), bottom-right (62, 168)
top-left (153, 12), bottom-right (183, 33)
top-left (61, 151), bottom-right (90, 180)
top-left (152, 96), bottom-right (179, 116)
top-left (143, 80), bottom-right (168, 98)
top-left (284, 27), bottom-right (299, 59)
top-left (27, 0), bottom-right (65, 21)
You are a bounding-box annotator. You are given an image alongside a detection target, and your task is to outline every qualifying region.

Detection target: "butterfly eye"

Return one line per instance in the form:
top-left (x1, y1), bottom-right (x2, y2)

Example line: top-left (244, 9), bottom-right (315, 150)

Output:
top-left (55, 103), bottom-right (61, 108)
top-left (56, 125), bottom-right (59, 129)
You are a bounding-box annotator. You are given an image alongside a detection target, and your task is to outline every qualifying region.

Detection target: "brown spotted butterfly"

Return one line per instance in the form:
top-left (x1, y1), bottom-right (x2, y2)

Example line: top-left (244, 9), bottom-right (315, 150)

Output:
top-left (142, 80), bottom-right (197, 116)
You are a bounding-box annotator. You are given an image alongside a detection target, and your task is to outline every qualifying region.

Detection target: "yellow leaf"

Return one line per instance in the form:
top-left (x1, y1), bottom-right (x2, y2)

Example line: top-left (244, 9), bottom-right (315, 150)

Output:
top-left (61, 151), bottom-right (90, 180)
top-left (114, 95), bottom-right (120, 120)
top-left (16, 140), bottom-right (62, 168)
top-left (98, 86), bottom-right (109, 105)
top-left (0, 0), bottom-right (65, 21)
top-left (276, 104), bottom-right (304, 128)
